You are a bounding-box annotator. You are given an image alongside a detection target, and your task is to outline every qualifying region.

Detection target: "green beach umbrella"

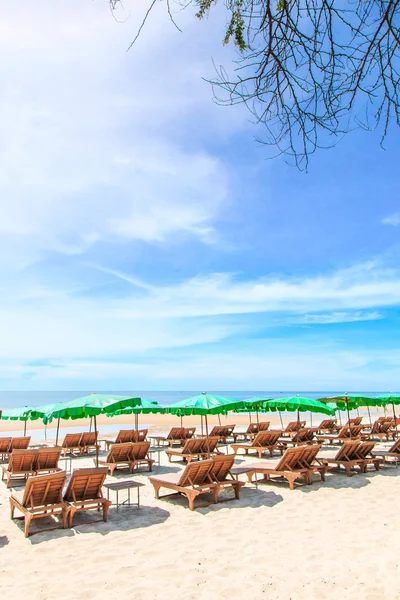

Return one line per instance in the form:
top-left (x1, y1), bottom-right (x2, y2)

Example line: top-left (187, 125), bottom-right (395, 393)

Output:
top-left (166, 393), bottom-right (245, 456)
top-left (107, 398), bottom-right (164, 431)
top-left (1, 406), bottom-right (34, 435)
top-left (374, 393), bottom-right (400, 427)
top-left (318, 394), bottom-right (375, 432)
top-left (234, 397), bottom-right (273, 426)
top-left (267, 396), bottom-right (334, 429)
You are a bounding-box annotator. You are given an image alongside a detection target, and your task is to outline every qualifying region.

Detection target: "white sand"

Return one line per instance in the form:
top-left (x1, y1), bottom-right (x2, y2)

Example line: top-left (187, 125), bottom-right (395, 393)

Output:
top-left (0, 424), bottom-right (399, 600)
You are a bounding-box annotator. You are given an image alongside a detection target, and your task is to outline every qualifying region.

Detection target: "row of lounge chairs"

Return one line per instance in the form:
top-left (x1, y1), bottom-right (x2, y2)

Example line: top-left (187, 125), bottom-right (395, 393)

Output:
top-left (98, 442), bottom-right (154, 474)
top-left (2, 447), bottom-right (63, 487)
top-left (10, 467), bottom-right (111, 537)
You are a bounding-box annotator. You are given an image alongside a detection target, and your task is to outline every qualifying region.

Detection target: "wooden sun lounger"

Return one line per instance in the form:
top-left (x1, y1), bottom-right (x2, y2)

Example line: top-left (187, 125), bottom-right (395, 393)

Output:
top-left (10, 471), bottom-right (68, 537)
top-left (0, 437), bottom-right (12, 459)
top-left (207, 425), bottom-right (235, 443)
top-left (231, 431), bottom-right (283, 458)
top-left (207, 455), bottom-right (245, 503)
top-left (232, 422), bottom-right (271, 442)
top-left (184, 427), bottom-right (196, 439)
top-left (10, 436), bottom-right (31, 451)
top-left (366, 421), bottom-right (394, 442)
top-left (279, 428), bottom-right (317, 448)
top-left (63, 467), bottom-right (111, 527)
top-left (166, 438), bottom-right (207, 463)
top-left (149, 459), bottom-right (216, 511)
top-left (201, 436), bottom-right (223, 456)
top-left (35, 447), bottom-right (63, 474)
top-left (298, 444), bottom-right (329, 482)
top-left (2, 449), bottom-right (38, 488)
top-left (79, 432), bottom-right (99, 455)
top-left (61, 433), bottom-right (83, 457)
top-left (105, 429), bottom-right (135, 450)
top-left (98, 442), bottom-right (134, 475)
top-left (132, 429), bottom-right (148, 443)
top-left (150, 427), bottom-right (187, 447)
top-left (243, 446), bottom-right (316, 490)
top-left (319, 440), bottom-right (367, 476)
top-left (372, 438), bottom-right (400, 464)
top-left (317, 425), bottom-right (365, 445)
top-left (129, 442), bottom-right (155, 472)
top-left (316, 419), bottom-right (337, 434)
top-left (281, 421), bottom-right (306, 437)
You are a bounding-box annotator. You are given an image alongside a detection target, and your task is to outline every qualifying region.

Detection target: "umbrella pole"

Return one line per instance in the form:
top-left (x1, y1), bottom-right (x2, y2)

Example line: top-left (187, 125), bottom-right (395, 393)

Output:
top-left (218, 414), bottom-right (221, 426)
top-left (94, 414), bottom-right (99, 467)
top-left (55, 417), bottom-right (60, 446)
top-left (23, 420), bottom-right (27, 436)
top-left (201, 415), bottom-right (203, 436)
top-left (310, 412), bottom-right (313, 427)
top-left (256, 410), bottom-right (259, 426)
top-left (338, 410), bottom-right (342, 426)
top-left (367, 406), bottom-right (372, 427)
top-left (180, 415), bottom-right (183, 428)
top-left (89, 417), bottom-right (92, 433)
top-left (205, 414), bottom-right (210, 458)
top-left (346, 400), bottom-right (352, 439)
top-left (297, 409), bottom-right (300, 429)
top-left (249, 412), bottom-right (251, 424)
top-left (135, 413), bottom-right (138, 432)
top-left (278, 410), bottom-right (284, 429)
top-left (392, 402), bottom-right (398, 434)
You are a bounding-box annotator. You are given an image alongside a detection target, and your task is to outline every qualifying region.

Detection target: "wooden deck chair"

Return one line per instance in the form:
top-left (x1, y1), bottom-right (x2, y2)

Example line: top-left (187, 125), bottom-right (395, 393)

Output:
top-left (354, 441), bottom-right (382, 472)
top-left (79, 431), bottom-right (99, 455)
top-left (2, 449), bottom-right (38, 488)
top-left (232, 423), bottom-right (259, 442)
top-left (279, 428), bottom-right (317, 448)
top-left (149, 459), bottom-right (216, 511)
top-left (319, 440), bottom-right (364, 476)
top-left (35, 447), bottom-right (62, 474)
top-left (132, 429), bottom-right (148, 443)
top-left (10, 436), bottom-right (31, 451)
top-left (346, 417), bottom-right (362, 426)
top-left (209, 425), bottom-right (224, 437)
top-left (367, 420), bottom-right (393, 442)
top-left (373, 438), bottom-right (400, 464)
top-left (200, 436), bottom-right (223, 456)
top-left (243, 447), bottom-right (314, 490)
top-left (316, 419), bottom-right (337, 433)
top-left (317, 424), bottom-right (364, 445)
top-left (207, 455), bottom-right (245, 503)
top-left (0, 437), bottom-right (12, 460)
top-left (166, 438), bottom-right (206, 463)
top-left (231, 431), bottom-right (283, 458)
top-left (105, 429), bottom-right (135, 450)
top-left (258, 421), bottom-right (271, 432)
top-left (281, 421), bottom-right (306, 437)
top-left (298, 444), bottom-right (329, 482)
top-left (61, 433), bottom-right (83, 457)
top-left (64, 467), bottom-right (111, 527)
top-left (129, 441), bottom-right (154, 472)
top-left (184, 427), bottom-right (196, 440)
top-left (152, 427), bottom-right (187, 447)
top-left (217, 425), bottom-right (236, 442)
top-left (98, 442), bottom-right (134, 475)
top-left (10, 471), bottom-right (68, 537)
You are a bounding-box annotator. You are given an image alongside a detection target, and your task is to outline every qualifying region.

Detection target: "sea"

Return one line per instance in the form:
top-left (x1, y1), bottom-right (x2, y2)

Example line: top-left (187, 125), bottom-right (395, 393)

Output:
top-left (0, 390), bottom-right (390, 441)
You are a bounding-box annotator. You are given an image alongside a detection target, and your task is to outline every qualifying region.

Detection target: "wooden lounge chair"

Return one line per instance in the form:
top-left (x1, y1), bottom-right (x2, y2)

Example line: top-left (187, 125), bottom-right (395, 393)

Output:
top-left (150, 427), bottom-right (187, 447)
top-left (354, 441), bottom-right (382, 472)
top-left (231, 431), bottom-right (283, 458)
top-left (208, 455), bottom-right (245, 503)
top-left (200, 436), bottom-right (223, 456)
top-left (79, 431), bottom-right (99, 455)
top-left (232, 422), bottom-right (270, 442)
top-left (105, 429), bottom-right (135, 450)
top-left (184, 427), bottom-right (196, 439)
top-left (10, 471), bottom-right (68, 537)
top-left (10, 436), bottom-right (31, 451)
top-left (166, 438), bottom-right (207, 463)
top-left (366, 420), bottom-right (394, 442)
top-left (64, 467), bottom-right (111, 527)
top-left (281, 421), bottom-right (306, 437)
top-left (243, 446), bottom-right (316, 490)
top-left (129, 441), bottom-right (155, 472)
top-left (279, 428), bottom-right (317, 448)
top-left (207, 425), bottom-right (235, 443)
top-left (98, 442), bottom-right (134, 475)
top-left (61, 433), bottom-right (83, 457)
top-left (317, 424), bottom-right (364, 445)
top-left (0, 437), bottom-right (12, 459)
top-left (372, 438), bottom-right (400, 464)
top-left (149, 459), bottom-right (216, 511)
top-left (34, 447), bottom-right (63, 474)
top-left (132, 429), bottom-right (148, 443)
top-left (298, 444), bottom-right (329, 482)
top-left (319, 441), bottom-right (366, 476)
top-left (316, 419), bottom-right (337, 434)
top-left (2, 449), bottom-right (38, 488)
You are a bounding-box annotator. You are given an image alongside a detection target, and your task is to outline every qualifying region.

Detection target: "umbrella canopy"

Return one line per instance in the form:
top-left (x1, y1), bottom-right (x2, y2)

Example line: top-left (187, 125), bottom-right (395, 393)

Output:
top-left (236, 397), bottom-right (273, 411)
top-left (374, 393), bottom-right (400, 405)
top-left (267, 396), bottom-right (334, 416)
top-left (165, 393), bottom-right (245, 416)
top-left (318, 395), bottom-right (372, 411)
top-left (107, 398), bottom-right (163, 416)
top-left (42, 393), bottom-right (142, 424)
top-left (1, 406), bottom-right (34, 421)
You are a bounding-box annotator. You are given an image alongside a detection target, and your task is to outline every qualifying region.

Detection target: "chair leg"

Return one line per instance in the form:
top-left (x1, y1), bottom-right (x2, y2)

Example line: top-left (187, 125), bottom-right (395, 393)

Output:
top-left (152, 482), bottom-right (162, 499)
top-left (24, 514), bottom-right (32, 538)
top-left (10, 501), bottom-right (15, 519)
top-left (102, 501), bottom-right (109, 522)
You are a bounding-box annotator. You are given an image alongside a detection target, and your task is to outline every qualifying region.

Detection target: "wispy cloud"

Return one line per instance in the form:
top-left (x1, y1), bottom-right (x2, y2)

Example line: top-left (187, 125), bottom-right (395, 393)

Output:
top-left (298, 311), bottom-right (383, 325)
top-left (382, 213), bottom-right (400, 226)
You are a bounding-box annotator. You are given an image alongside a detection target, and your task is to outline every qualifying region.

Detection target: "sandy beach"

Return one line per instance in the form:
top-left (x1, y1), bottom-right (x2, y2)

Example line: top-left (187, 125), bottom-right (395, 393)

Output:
top-left (1, 415), bottom-right (399, 600)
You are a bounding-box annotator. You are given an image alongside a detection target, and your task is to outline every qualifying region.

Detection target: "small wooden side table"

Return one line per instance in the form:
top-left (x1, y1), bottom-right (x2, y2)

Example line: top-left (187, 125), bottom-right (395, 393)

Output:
top-left (103, 480), bottom-right (145, 511)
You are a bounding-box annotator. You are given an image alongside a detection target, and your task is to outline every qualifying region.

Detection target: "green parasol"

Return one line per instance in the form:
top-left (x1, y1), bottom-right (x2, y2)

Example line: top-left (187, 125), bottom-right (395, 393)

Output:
top-left (106, 398), bottom-right (165, 431)
top-left (374, 393), bottom-right (400, 428)
top-left (234, 397), bottom-right (273, 426)
top-left (165, 393), bottom-right (245, 456)
top-left (1, 406), bottom-right (35, 435)
top-left (267, 396), bottom-right (334, 429)
top-left (318, 394), bottom-right (375, 433)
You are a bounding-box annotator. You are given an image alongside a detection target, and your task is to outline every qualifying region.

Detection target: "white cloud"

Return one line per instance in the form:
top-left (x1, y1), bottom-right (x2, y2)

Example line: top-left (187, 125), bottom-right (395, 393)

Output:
top-left (382, 213), bottom-right (400, 226)
top-left (298, 311), bottom-right (383, 325)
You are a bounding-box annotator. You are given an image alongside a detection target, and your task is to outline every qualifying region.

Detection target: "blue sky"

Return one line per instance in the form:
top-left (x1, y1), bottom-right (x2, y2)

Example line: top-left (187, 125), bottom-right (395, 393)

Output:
top-left (1, 1), bottom-right (400, 391)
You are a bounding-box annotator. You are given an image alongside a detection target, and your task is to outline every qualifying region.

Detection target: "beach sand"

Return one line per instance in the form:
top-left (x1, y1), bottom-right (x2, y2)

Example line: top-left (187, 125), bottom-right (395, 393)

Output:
top-left (1, 417), bottom-right (399, 600)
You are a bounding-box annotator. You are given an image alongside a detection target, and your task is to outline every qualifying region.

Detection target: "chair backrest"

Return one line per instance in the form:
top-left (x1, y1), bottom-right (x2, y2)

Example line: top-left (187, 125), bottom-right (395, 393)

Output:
top-left (129, 441), bottom-right (151, 460)
top-left (209, 426), bottom-right (223, 436)
top-left (0, 437), bottom-right (12, 452)
top-left (275, 447), bottom-right (307, 471)
top-left (80, 431), bottom-right (98, 447)
top-left (285, 421), bottom-right (305, 433)
top-left (22, 471), bottom-right (66, 509)
top-left (258, 421), bottom-right (270, 431)
top-left (35, 447), bottom-right (62, 470)
top-left (246, 423), bottom-right (259, 434)
top-left (62, 433), bottom-right (82, 448)
top-left (369, 421), bottom-right (380, 434)
top-left (318, 419), bottom-right (336, 430)
top-left (115, 430), bottom-right (135, 444)
top-left (298, 444), bottom-right (320, 467)
top-left (64, 467), bottom-right (108, 502)
top-left (345, 417), bottom-right (362, 426)
top-left (292, 428), bottom-right (315, 443)
top-left (177, 459), bottom-right (213, 487)
top-left (209, 455), bottom-right (235, 482)
top-left (200, 436), bottom-right (219, 453)
top-left (338, 425), bottom-right (363, 438)
top-left (10, 437), bottom-right (31, 450)
top-left (181, 438), bottom-right (205, 454)
top-left (184, 427), bottom-right (196, 439)
top-left (107, 442), bottom-right (133, 462)
top-left (222, 425), bottom-right (235, 436)
top-left (252, 431), bottom-right (281, 447)
top-left (167, 427), bottom-right (185, 440)
top-left (356, 441), bottom-right (376, 459)
top-left (388, 437), bottom-right (400, 454)
top-left (8, 449), bottom-right (38, 473)
top-left (131, 429), bottom-right (148, 443)
top-left (334, 440), bottom-right (361, 460)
